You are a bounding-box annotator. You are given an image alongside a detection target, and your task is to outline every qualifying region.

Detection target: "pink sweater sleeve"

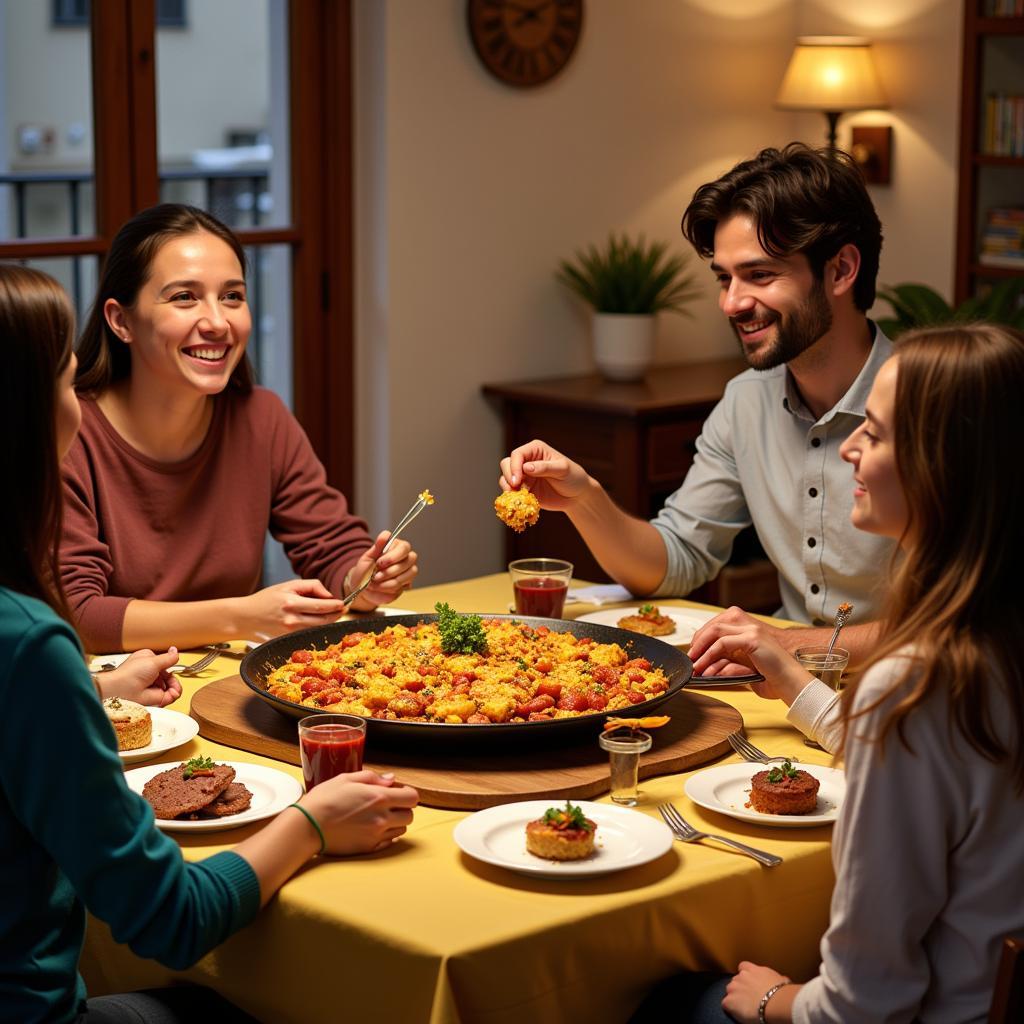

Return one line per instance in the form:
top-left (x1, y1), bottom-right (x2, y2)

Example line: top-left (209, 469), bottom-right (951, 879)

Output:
top-left (60, 443), bottom-right (133, 653)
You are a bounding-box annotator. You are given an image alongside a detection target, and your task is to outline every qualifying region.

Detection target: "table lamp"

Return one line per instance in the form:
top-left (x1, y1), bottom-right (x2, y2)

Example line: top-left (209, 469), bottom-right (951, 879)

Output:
top-left (775, 36), bottom-right (888, 152)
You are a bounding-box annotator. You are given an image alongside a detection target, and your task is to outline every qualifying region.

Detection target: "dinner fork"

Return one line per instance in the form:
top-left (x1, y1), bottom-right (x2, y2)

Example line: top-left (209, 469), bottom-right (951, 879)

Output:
top-left (728, 732), bottom-right (799, 765)
top-left (174, 647), bottom-right (222, 677)
top-left (343, 492), bottom-right (433, 603)
top-left (658, 804), bottom-right (782, 867)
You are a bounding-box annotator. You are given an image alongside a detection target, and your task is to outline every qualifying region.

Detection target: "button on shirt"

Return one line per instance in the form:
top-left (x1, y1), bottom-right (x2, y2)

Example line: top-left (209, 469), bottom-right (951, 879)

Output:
top-left (649, 326), bottom-right (895, 624)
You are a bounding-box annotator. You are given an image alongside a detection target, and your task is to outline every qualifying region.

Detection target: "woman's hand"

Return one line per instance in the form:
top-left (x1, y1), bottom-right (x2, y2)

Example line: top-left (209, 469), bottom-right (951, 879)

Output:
top-left (347, 532), bottom-right (419, 612)
top-left (499, 439), bottom-right (591, 513)
top-left (300, 770), bottom-right (419, 855)
top-left (239, 579), bottom-right (348, 640)
top-left (98, 648), bottom-right (182, 707)
top-left (689, 609), bottom-right (814, 704)
top-left (722, 963), bottom-right (795, 1024)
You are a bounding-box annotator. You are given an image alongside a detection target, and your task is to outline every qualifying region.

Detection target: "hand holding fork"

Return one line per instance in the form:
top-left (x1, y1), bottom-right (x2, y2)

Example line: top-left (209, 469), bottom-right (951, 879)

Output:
top-left (343, 492), bottom-right (432, 604)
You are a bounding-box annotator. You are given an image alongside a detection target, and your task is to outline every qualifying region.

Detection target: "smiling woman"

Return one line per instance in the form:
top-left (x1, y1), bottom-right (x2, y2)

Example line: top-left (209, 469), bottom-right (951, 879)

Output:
top-left (61, 205), bottom-right (420, 654)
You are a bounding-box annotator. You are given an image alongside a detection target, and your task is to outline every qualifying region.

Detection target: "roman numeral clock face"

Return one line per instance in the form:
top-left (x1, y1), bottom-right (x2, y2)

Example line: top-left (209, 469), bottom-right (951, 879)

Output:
top-left (467, 0), bottom-right (584, 88)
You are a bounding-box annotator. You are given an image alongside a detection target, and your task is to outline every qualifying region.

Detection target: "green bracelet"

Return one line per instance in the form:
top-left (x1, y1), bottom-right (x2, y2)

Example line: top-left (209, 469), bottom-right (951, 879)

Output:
top-left (289, 802), bottom-right (326, 855)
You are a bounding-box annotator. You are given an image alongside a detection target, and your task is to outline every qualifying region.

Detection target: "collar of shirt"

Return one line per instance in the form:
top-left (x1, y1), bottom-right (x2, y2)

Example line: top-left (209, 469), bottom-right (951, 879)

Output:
top-left (782, 321), bottom-right (894, 426)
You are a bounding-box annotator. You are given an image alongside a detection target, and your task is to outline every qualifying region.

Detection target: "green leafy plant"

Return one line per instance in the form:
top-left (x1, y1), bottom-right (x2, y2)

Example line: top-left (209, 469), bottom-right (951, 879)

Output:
top-left (434, 602), bottom-right (488, 656)
top-left (767, 759), bottom-right (800, 784)
top-left (542, 801), bottom-right (595, 832)
top-left (556, 233), bottom-right (700, 315)
top-left (876, 278), bottom-right (1024, 338)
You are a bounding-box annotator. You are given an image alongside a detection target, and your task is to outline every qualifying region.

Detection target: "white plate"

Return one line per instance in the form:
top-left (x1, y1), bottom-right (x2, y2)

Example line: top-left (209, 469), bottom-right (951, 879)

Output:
top-left (124, 760), bottom-right (303, 832)
top-left (453, 799), bottom-right (673, 878)
top-left (575, 606), bottom-right (719, 646)
top-left (89, 652), bottom-right (133, 672)
top-left (684, 762), bottom-right (845, 828)
top-left (118, 708), bottom-right (200, 764)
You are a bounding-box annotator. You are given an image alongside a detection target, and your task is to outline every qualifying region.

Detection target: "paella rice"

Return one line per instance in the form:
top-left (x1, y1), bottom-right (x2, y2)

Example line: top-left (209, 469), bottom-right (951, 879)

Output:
top-left (265, 618), bottom-right (671, 724)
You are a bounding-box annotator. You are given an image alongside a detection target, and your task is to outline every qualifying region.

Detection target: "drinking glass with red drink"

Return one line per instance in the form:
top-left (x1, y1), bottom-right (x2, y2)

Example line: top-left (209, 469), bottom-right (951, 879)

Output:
top-left (508, 558), bottom-right (573, 618)
top-left (298, 714), bottom-right (366, 791)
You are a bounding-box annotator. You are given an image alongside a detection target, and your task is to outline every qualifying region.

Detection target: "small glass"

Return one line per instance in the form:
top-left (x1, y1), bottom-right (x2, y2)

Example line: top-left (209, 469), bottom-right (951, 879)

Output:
top-left (298, 714), bottom-right (366, 791)
top-left (795, 645), bottom-right (850, 691)
top-left (796, 645), bottom-right (850, 749)
top-left (508, 558), bottom-right (573, 618)
top-left (598, 729), bottom-right (652, 806)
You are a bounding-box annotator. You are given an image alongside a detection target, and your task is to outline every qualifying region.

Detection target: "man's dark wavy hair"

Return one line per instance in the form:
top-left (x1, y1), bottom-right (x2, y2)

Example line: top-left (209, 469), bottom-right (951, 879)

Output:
top-left (681, 142), bottom-right (883, 311)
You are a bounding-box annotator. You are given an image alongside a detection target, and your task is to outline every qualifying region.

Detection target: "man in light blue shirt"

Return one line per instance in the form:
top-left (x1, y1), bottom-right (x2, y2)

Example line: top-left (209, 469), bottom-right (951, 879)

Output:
top-left (499, 144), bottom-right (893, 669)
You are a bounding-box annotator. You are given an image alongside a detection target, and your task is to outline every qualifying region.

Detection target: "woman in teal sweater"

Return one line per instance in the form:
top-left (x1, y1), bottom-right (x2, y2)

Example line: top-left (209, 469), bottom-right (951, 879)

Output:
top-left (0, 263), bottom-right (419, 1022)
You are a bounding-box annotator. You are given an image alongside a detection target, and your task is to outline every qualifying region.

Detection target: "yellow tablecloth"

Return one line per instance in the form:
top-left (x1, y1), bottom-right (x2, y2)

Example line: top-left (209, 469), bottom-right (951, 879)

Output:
top-left (81, 576), bottom-right (835, 1024)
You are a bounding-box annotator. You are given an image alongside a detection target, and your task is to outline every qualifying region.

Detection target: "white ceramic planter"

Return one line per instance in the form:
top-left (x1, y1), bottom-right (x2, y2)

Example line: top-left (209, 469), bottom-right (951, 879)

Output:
top-left (592, 312), bottom-right (656, 382)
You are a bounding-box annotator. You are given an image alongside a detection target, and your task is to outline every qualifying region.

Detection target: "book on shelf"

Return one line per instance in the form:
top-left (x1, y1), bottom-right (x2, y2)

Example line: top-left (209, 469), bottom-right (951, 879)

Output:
top-left (984, 0), bottom-right (1024, 16)
top-left (983, 94), bottom-right (1024, 157)
top-left (979, 207), bottom-right (1024, 268)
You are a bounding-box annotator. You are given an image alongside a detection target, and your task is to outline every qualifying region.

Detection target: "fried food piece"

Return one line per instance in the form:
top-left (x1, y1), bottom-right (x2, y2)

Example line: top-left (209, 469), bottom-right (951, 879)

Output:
top-left (617, 604), bottom-right (675, 637)
top-left (525, 801), bottom-right (596, 860)
top-left (494, 485), bottom-right (540, 533)
top-left (419, 489), bottom-right (435, 505)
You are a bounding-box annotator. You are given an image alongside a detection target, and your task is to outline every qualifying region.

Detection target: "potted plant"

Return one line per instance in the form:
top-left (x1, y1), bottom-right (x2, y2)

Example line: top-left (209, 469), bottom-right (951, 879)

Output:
top-left (556, 233), bottom-right (700, 381)
top-left (876, 278), bottom-right (1024, 338)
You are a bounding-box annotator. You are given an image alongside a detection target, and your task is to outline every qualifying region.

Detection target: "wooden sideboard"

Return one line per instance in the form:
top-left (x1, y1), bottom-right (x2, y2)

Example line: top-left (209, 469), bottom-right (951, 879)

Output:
top-left (482, 358), bottom-right (782, 613)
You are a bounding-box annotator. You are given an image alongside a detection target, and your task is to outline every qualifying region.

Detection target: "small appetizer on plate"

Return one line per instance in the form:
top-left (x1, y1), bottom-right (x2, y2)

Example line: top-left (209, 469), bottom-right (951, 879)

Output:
top-left (617, 604), bottom-right (676, 637)
top-left (525, 800), bottom-right (597, 861)
top-left (748, 759), bottom-right (820, 815)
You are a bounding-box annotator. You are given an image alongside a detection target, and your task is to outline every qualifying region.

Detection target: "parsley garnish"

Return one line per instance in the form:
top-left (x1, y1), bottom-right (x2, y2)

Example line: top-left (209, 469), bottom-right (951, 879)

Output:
top-left (767, 759), bottom-right (800, 784)
top-left (639, 603), bottom-right (656, 614)
top-left (182, 755), bottom-right (215, 780)
top-left (541, 800), bottom-right (594, 832)
top-left (435, 602), bottom-right (488, 655)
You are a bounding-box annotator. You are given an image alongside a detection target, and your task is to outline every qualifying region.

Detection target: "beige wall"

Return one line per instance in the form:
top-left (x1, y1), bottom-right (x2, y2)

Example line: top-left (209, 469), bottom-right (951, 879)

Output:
top-left (352, 0), bottom-right (963, 587)
top-left (358, 0), bottom-right (961, 587)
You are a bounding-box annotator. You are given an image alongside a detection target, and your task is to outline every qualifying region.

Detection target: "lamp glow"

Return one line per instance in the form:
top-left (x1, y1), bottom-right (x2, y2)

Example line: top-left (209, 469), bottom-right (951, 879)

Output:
top-left (776, 36), bottom-right (888, 150)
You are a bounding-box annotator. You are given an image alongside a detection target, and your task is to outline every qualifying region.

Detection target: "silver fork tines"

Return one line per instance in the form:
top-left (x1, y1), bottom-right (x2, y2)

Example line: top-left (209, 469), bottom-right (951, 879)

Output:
top-left (175, 648), bottom-right (221, 677)
top-left (728, 732), bottom-right (798, 765)
top-left (658, 804), bottom-right (782, 867)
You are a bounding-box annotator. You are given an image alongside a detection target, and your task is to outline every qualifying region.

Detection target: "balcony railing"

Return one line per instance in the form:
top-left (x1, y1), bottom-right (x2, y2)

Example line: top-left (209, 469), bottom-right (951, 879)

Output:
top-left (0, 165), bottom-right (272, 314)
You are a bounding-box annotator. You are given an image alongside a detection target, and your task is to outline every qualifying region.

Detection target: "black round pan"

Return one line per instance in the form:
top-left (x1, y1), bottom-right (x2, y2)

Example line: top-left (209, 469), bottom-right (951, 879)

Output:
top-left (241, 613), bottom-right (693, 744)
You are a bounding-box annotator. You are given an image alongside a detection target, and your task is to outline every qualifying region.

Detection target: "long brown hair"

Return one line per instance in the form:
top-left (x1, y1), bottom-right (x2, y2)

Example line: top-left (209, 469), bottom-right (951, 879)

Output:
top-left (845, 323), bottom-right (1024, 790)
top-left (75, 203), bottom-right (254, 395)
top-left (681, 142), bottom-right (883, 311)
top-left (0, 264), bottom-right (76, 621)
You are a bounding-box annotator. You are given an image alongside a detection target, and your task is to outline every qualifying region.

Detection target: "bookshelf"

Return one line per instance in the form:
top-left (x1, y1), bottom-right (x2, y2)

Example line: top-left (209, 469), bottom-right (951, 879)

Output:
top-left (955, 5), bottom-right (1024, 302)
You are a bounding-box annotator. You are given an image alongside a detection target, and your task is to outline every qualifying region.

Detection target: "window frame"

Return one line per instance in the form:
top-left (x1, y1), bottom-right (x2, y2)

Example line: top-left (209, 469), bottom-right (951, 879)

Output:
top-left (1, 0), bottom-right (354, 499)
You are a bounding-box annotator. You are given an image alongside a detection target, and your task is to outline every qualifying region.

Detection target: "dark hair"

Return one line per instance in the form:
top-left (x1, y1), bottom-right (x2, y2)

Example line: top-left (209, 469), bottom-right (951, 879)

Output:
top-left (75, 204), bottom-right (254, 394)
top-left (0, 264), bottom-right (76, 621)
top-left (681, 142), bottom-right (883, 311)
top-left (845, 323), bottom-right (1024, 791)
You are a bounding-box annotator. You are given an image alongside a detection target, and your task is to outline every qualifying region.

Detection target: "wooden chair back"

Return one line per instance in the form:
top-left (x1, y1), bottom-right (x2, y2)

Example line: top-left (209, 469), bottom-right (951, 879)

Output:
top-left (988, 936), bottom-right (1024, 1024)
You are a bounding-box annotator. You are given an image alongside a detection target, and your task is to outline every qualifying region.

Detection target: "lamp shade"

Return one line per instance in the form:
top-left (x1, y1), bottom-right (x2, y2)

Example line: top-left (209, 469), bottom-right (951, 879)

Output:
top-left (776, 36), bottom-right (888, 113)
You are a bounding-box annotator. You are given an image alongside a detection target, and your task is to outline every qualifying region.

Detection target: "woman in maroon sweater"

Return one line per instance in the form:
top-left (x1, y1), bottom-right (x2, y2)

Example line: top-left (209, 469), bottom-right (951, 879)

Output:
top-left (62, 205), bottom-right (418, 653)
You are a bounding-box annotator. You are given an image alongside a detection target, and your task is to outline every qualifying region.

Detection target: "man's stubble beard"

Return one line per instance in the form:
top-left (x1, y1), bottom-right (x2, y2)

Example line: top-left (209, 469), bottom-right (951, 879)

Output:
top-left (733, 277), bottom-right (833, 371)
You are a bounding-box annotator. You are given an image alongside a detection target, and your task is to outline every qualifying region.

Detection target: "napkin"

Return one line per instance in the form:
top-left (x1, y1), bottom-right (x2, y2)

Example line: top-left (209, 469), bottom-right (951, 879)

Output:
top-left (566, 584), bottom-right (633, 606)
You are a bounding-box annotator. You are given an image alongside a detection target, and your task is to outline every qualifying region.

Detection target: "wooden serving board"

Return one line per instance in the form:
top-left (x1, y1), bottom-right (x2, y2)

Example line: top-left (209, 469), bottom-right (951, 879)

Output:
top-left (190, 676), bottom-right (742, 810)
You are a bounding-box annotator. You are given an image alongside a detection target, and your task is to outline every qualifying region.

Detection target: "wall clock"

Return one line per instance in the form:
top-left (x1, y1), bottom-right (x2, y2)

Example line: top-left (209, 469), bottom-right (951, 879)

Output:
top-left (467, 0), bottom-right (584, 89)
